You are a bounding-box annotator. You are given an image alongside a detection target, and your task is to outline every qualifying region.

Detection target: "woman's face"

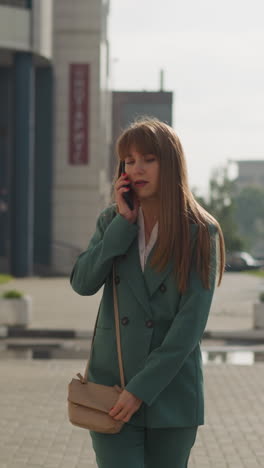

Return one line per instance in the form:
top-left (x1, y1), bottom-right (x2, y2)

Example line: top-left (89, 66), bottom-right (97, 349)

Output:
top-left (124, 147), bottom-right (160, 201)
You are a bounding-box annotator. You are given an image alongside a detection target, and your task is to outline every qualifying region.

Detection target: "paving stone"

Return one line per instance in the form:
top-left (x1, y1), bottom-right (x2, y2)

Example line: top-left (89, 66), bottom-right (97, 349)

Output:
top-left (0, 360), bottom-right (263, 467)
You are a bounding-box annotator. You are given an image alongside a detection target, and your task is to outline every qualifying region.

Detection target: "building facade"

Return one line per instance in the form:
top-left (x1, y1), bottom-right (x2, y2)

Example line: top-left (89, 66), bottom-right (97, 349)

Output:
top-left (0, 0), bottom-right (111, 276)
top-left (233, 159), bottom-right (264, 259)
top-left (110, 91), bottom-right (173, 179)
top-left (234, 160), bottom-right (264, 189)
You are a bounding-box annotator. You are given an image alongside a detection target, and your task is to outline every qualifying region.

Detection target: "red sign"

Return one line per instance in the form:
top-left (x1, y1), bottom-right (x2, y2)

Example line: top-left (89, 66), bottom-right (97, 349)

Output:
top-left (69, 64), bottom-right (89, 164)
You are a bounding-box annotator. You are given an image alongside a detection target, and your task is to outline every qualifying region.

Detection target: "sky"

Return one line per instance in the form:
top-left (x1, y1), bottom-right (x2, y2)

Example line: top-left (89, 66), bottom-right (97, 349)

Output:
top-left (108, 0), bottom-right (264, 195)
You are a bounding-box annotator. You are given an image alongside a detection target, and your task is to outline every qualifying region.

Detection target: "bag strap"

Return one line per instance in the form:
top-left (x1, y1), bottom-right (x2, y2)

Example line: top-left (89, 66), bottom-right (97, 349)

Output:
top-left (81, 262), bottom-right (125, 389)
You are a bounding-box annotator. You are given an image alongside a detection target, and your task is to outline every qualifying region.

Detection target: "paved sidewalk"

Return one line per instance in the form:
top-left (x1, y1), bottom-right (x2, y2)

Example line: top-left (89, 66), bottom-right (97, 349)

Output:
top-left (0, 359), bottom-right (263, 468)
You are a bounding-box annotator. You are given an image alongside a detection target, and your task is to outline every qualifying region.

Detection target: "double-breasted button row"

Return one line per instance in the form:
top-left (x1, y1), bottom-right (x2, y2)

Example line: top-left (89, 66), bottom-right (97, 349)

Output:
top-left (121, 316), bottom-right (129, 326)
top-left (121, 317), bottom-right (154, 328)
top-left (145, 319), bottom-right (154, 328)
top-left (159, 283), bottom-right (167, 293)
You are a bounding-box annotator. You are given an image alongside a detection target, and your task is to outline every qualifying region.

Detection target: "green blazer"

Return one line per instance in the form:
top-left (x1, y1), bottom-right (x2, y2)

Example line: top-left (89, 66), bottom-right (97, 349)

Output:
top-left (70, 205), bottom-right (217, 428)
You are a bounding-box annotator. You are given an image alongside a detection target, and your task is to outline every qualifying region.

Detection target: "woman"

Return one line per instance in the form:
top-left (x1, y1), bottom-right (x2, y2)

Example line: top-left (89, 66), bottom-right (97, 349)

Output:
top-left (70, 118), bottom-right (225, 468)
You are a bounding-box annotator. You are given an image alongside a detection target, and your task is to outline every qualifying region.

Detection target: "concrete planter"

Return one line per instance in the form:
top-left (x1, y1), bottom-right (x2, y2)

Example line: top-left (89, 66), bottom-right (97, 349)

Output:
top-left (253, 302), bottom-right (264, 329)
top-left (0, 295), bottom-right (32, 327)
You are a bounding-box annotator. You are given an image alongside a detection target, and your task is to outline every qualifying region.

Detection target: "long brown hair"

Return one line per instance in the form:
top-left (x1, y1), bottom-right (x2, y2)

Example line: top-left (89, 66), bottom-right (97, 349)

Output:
top-left (113, 117), bottom-right (225, 293)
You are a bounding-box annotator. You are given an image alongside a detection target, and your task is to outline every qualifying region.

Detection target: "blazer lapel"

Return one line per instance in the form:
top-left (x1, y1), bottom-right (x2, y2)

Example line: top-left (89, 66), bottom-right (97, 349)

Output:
top-left (117, 238), bottom-right (151, 316)
top-left (143, 247), bottom-right (173, 297)
top-left (143, 223), bottom-right (199, 296)
top-left (118, 222), bottom-right (198, 303)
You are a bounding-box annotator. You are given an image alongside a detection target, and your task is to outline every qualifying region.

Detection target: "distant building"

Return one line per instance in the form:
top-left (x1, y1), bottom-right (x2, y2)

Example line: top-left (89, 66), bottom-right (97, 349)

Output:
top-left (0, 0), bottom-right (111, 276)
top-left (234, 160), bottom-right (264, 189)
top-left (110, 91), bottom-right (173, 179)
top-left (231, 159), bottom-right (264, 259)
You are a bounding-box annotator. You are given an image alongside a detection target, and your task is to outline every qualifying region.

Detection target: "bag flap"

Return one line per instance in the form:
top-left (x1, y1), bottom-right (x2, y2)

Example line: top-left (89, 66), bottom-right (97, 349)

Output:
top-left (68, 379), bottom-right (120, 413)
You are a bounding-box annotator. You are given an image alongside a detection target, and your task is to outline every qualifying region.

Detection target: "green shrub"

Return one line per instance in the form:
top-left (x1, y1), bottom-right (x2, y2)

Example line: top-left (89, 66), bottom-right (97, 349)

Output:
top-left (1, 290), bottom-right (24, 299)
top-left (0, 274), bottom-right (13, 285)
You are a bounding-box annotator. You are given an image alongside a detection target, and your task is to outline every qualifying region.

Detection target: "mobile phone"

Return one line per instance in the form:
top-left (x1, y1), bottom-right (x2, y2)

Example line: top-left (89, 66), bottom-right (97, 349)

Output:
top-left (118, 161), bottom-right (134, 210)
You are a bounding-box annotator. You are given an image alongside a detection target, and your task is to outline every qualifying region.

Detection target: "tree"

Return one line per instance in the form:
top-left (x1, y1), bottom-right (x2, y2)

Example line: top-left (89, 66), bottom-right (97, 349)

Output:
top-left (193, 167), bottom-right (245, 252)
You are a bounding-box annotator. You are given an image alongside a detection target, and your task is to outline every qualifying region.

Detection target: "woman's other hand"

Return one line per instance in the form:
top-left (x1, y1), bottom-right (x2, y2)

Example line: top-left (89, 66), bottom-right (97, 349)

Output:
top-left (115, 173), bottom-right (139, 224)
top-left (109, 389), bottom-right (143, 423)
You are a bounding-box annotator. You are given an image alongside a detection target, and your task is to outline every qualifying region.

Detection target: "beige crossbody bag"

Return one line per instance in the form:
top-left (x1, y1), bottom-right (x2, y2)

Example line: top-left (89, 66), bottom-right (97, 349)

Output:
top-left (67, 263), bottom-right (125, 433)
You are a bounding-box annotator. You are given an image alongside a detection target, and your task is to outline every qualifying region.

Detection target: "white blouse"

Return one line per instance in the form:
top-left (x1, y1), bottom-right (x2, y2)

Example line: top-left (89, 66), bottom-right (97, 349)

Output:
top-left (137, 207), bottom-right (158, 271)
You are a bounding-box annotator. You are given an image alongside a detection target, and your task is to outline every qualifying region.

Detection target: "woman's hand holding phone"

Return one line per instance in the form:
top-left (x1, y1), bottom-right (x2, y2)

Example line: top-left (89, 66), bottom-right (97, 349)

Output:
top-left (115, 173), bottom-right (139, 224)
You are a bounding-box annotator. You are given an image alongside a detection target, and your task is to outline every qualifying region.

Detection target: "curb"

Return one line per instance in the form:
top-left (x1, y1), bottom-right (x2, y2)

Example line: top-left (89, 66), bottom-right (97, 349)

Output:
top-left (0, 326), bottom-right (92, 339)
top-left (203, 329), bottom-right (264, 343)
top-left (0, 326), bottom-right (264, 343)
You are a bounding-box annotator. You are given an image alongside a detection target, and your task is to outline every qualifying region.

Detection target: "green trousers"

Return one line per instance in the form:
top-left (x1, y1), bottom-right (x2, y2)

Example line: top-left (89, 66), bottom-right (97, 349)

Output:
top-left (90, 424), bottom-right (198, 468)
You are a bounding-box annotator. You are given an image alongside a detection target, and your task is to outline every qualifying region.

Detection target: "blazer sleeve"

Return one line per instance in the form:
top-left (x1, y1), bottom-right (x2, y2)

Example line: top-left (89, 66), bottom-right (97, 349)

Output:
top-left (125, 227), bottom-right (219, 406)
top-left (70, 206), bottom-right (139, 296)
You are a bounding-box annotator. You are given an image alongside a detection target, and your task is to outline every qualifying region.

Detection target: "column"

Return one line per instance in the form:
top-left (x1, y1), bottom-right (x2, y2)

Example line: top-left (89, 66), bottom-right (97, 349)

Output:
top-left (11, 52), bottom-right (35, 276)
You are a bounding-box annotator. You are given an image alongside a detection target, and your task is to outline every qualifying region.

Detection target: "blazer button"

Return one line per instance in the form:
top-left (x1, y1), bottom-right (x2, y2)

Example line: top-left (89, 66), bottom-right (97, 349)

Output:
top-left (121, 317), bottom-right (129, 326)
top-left (145, 320), bottom-right (154, 328)
top-left (115, 275), bottom-right (120, 285)
top-left (159, 283), bottom-right (167, 293)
